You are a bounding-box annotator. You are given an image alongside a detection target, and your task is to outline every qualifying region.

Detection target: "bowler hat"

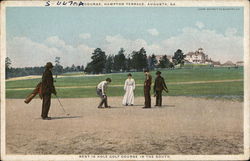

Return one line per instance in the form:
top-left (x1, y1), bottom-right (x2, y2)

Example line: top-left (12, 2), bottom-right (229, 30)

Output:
top-left (156, 71), bottom-right (161, 75)
top-left (45, 62), bottom-right (54, 68)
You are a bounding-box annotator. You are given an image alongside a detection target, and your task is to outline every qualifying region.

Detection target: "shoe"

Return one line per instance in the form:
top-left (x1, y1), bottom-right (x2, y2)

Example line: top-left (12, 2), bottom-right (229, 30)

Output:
top-left (42, 117), bottom-right (51, 120)
top-left (97, 106), bottom-right (102, 108)
top-left (142, 107), bottom-right (151, 109)
top-left (131, 104), bottom-right (133, 106)
top-left (105, 106), bottom-right (111, 108)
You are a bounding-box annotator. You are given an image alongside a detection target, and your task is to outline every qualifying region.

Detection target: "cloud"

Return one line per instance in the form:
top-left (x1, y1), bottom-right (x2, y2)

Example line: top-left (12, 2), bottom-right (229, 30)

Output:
top-left (147, 28), bottom-right (159, 36)
top-left (103, 34), bottom-right (165, 56)
top-left (225, 28), bottom-right (237, 37)
top-left (195, 21), bottom-right (205, 29)
top-left (45, 36), bottom-right (66, 48)
top-left (162, 27), bottom-right (243, 63)
top-left (79, 33), bottom-right (91, 39)
top-left (7, 27), bottom-right (243, 68)
top-left (7, 36), bottom-right (94, 67)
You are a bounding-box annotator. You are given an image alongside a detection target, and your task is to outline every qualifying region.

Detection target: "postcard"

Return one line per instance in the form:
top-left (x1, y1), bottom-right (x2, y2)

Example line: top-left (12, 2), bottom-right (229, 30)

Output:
top-left (1, 0), bottom-right (249, 160)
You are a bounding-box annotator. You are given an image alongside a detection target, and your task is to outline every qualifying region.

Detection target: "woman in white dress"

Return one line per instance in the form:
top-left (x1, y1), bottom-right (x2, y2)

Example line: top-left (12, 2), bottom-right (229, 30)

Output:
top-left (122, 73), bottom-right (136, 106)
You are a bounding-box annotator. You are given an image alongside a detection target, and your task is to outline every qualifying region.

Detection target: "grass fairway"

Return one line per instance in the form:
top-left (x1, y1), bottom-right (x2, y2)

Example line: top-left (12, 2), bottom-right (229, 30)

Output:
top-left (6, 67), bottom-right (243, 100)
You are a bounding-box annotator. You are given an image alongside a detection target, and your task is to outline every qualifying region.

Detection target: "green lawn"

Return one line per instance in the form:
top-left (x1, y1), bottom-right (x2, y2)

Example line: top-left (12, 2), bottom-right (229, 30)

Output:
top-left (6, 67), bottom-right (244, 101)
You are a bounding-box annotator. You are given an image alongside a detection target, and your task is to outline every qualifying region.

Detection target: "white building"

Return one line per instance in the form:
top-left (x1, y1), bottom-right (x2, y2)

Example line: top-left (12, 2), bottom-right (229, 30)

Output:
top-left (236, 61), bottom-right (244, 66)
top-left (184, 48), bottom-right (211, 64)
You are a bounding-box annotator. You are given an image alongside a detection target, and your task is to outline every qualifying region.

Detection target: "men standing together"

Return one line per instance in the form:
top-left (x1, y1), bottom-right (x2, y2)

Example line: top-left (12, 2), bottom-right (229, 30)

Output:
top-left (37, 63), bottom-right (168, 119)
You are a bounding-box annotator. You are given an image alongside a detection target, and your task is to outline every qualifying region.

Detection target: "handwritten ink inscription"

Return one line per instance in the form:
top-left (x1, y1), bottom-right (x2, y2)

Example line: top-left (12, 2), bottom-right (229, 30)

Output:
top-left (45, 1), bottom-right (176, 7)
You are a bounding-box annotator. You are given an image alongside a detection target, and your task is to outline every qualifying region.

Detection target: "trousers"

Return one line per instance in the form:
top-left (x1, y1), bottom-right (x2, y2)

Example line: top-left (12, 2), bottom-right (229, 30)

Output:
top-left (41, 93), bottom-right (51, 118)
top-left (144, 87), bottom-right (151, 108)
top-left (96, 89), bottom-right (108, 107)
top-left (155, 90), bottom-right (162, 106)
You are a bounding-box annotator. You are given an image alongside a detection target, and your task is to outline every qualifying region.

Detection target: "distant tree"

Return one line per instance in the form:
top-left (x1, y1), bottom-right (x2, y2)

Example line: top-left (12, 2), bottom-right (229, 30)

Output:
top-left (148, 54), bottom-right (158, 70)
top-left (125, 56), bottom-right (133, 71)
top-left (169, 62), bottom-right (175, 69)
top-left (157, 55), bottom-right (170, 68)
top-left (81, 65), bottom-right (84, 71)
top-left (131, 47), bottom-right (148, 71)
top-left (172, 49), bottom-right (186, 66)
top-left (5, 57), bottom-right (12, 79)
top-left (84, 63), bottom-right (92, 73)
top-left (105, 55), bottom-right (114, 73)
top-left (5, 57), bottom-right (11, 69)
top-left (54, 57), bottom-right (63, 77)
top-left (76, 65), bottom-right (81, 71)
top-left (86, 48), bottom-right (106, 74)
top-left (64, 66), bottom-right (71, 73)
top-left (113, 48), bottom-right (126, 72)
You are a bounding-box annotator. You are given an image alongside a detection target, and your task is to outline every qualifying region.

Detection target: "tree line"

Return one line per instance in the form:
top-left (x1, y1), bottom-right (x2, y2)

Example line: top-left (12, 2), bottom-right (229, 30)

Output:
top-left (5, 47), bottom-right (185, 78)
top-left (5, 57), bottom-right (84, 79)
top-left (85, 47), bottom-right (185, 74)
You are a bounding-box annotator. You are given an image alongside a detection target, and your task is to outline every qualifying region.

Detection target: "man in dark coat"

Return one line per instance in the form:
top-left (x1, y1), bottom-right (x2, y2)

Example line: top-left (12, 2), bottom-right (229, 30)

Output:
top-left (41, 62), bottom-right (56, 120)
top-left (143, 69), bottom-right (152, 108)
top-left (153, 71), bottom-right (168, 107)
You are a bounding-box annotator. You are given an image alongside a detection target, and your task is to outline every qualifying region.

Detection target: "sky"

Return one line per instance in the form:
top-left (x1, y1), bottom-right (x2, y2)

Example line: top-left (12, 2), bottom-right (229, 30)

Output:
top-left (6, 7), bottom-right (244, 67)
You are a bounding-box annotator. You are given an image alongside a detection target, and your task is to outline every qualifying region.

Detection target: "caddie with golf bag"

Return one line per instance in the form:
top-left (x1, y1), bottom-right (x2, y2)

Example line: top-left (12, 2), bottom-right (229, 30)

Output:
top-left (41, 62), bottom-right (57, 120)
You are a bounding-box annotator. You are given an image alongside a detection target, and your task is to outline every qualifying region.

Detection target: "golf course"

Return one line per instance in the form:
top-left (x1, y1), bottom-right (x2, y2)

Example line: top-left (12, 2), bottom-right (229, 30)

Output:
top-left (5, 66), bottom-right (244, 155)
top-left (6, 66), bottom-right (243, 101)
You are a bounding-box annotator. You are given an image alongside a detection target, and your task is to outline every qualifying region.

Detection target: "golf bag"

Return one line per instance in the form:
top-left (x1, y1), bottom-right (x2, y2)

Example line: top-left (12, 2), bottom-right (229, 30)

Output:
top-left (24, 82), bottom-right (42, 104)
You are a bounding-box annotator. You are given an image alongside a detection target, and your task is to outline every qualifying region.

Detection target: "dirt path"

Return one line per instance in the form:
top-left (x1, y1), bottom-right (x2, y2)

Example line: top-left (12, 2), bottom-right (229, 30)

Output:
top-left (6, 79), bottom-right (243, 91)
top-left (6, 96), bottom-right (243, 155)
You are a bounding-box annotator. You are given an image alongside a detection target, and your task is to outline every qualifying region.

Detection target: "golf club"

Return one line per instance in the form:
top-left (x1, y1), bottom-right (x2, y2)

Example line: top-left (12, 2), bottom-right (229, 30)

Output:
top-left (55, 95), bottom-right (70, 116)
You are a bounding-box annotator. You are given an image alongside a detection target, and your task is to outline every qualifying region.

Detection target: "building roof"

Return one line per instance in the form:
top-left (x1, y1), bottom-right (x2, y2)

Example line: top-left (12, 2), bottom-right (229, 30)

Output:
top-left (185, 51), bottom-right (205, 56)
top-left (222, 61), bottom-right (235, 65)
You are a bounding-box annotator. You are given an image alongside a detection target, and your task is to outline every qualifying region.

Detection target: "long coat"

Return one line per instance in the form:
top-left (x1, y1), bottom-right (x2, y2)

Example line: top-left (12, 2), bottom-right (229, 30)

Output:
top-left (144, 74), bottom-right (152, 108)
top-left (41, 69), bottom-right (56, 95)
top-left (153, 76), bottom-right (168, 92)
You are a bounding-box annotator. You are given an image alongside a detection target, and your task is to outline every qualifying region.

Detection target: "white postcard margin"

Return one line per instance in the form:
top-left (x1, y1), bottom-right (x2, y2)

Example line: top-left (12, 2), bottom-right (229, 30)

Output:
top-left (0, 0), bottom-right (249, 161)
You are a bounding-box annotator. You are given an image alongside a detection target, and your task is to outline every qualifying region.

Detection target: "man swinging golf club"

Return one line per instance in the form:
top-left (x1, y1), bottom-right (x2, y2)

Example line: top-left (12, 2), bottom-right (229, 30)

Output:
top-left (41, 62), bottom-right (57, 120)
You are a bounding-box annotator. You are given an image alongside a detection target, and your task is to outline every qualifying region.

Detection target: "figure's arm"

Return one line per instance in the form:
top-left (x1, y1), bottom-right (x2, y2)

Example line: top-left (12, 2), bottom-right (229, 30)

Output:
top-left (101, 82), bottom-right (106, 96)
top-left (149, 75), bottom-right (152, 86)
top-left (163, 78), bottom-right (168, 93)
top-left (49, 72), bottom-right (56, 95)
top-left (124, 80), bottom-right (127, 91)
top-left (153, 79), bottom-right (156, 93)
top-left (133, 79), bottom-right (135, 90)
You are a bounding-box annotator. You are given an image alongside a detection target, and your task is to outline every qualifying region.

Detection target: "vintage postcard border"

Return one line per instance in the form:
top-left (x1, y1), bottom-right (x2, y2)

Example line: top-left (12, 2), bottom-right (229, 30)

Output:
top-left (1, 0), bottom-right (249, 160)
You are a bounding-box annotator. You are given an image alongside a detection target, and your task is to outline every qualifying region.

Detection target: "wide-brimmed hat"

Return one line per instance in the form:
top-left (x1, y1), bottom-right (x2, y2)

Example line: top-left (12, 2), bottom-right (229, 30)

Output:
top-left (45, 62), bottom-right (54, 68)
top-left (156, 71), bottom-right (161, 75)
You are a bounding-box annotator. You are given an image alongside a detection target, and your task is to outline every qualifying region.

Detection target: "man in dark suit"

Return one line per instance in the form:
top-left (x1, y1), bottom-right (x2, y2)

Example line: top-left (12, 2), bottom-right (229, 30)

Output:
top-left (143, 69), bottom-right (152, 108)
top-left (41, 62), bottom-right (56, 120)
top-left (153, 71), bottom-right (168, 107)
